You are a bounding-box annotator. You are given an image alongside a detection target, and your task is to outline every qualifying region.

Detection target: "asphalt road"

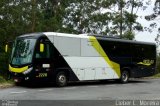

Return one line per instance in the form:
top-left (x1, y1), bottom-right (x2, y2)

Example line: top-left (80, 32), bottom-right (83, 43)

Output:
top-left (0, 78), bottom-right (160, 106)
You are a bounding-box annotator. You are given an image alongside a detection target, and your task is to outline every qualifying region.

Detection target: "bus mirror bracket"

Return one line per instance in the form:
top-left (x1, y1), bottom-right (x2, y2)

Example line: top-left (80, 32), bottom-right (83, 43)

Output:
top-left (5, 44), bottom-right (8, 53)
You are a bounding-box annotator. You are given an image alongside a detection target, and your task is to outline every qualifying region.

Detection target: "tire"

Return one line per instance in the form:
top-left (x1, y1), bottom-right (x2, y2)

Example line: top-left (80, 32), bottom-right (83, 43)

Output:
top-left (56, 71), bottom-right (68, 87)
top-left (120, 70), bottom-right (129, 83)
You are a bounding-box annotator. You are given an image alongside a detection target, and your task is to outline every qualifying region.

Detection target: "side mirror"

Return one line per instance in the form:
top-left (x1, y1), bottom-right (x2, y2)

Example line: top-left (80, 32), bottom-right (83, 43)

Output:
top-left (5, 44), bottom-right (8, 53)
top-left (40, 43), bottom-right (44, 52)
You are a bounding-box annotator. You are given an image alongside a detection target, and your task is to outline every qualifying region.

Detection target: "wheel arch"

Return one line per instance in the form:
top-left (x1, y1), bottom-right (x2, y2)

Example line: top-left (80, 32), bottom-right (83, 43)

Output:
top-left (55, 68), bottom-right (70, 80)
top-left (55, 68), bottom-right (79, 82)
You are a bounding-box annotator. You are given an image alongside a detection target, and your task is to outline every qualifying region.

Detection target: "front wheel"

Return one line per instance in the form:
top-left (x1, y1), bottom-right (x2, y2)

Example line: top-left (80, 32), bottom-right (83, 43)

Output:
top-left (56, 72), bottom-right (68, 87)
top-left (120, 70), bottom-right (129, 83)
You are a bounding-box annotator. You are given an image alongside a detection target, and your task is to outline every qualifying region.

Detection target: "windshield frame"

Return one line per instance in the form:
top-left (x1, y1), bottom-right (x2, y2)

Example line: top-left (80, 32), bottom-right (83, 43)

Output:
top-left (10, 37), bottom-right (37, 66)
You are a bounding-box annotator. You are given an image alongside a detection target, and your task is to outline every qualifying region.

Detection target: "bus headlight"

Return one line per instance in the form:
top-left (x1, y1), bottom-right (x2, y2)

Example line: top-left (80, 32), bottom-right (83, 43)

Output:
top-left (23, 67), bottom-right (33, 75)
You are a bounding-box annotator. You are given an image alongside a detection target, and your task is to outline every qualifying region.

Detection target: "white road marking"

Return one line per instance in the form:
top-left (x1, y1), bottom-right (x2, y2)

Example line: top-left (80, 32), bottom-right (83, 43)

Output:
top-left (64, 87), bottom-right (77, 89)
top-left (38, 89), bottom-right (53, 92)
top-left (10, 91), bottom-right (27, 94)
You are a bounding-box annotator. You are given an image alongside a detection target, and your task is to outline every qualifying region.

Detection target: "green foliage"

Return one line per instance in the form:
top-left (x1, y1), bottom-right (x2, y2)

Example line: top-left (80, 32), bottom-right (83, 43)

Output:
top-left (0, 0), bottom-right (148, 41)
top-left (156, 55), bottom-right (160, 73)
top-left (0, 53), bottom-right (9, 78)
top-left (0, 43), bottom-right (12, 79)
top-left (153, 73), bottom-right (160, 78)
top-left (0, 76), bottom-right (6, 83)
top-left (122, 30), bottom-right (135, 40)
top-left (63, 0), bottom-right (145, 38)
top-left (0, 0), bottom-right (67, 43)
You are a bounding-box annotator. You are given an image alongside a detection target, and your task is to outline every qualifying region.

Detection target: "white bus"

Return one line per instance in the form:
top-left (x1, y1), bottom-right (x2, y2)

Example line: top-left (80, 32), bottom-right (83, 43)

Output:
top-left (9, 32), bottom-right (156, 87)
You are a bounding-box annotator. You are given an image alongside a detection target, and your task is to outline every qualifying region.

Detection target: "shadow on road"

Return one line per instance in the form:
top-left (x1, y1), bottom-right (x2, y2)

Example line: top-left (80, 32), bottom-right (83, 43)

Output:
top-left (16, 78), bottom-right (151, 89)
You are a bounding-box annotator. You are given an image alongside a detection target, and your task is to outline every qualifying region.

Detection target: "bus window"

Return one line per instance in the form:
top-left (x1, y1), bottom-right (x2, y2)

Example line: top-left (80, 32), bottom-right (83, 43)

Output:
top-left (35, 43), bottom-right (50, 59)
top-left (142, 45), bottom-right (156, 58)
top-left (133, 45), bottom-right (143, 58)
top-left (109, 42), bottom-right (131, 58)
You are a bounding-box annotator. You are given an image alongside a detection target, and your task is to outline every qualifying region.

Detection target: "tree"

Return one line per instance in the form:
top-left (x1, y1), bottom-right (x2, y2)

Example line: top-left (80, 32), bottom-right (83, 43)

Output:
top-left (145, 0), bottom-right (160, 45)
top-left (62, 0), bottom-right (146, 40)
top-left (0, 0), bottom-right (66, 43)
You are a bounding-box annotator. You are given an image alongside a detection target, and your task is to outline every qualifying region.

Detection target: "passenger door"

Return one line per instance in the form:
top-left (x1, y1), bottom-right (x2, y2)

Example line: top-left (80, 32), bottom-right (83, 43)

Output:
top-left (33, 40), bottom-right (54, 80)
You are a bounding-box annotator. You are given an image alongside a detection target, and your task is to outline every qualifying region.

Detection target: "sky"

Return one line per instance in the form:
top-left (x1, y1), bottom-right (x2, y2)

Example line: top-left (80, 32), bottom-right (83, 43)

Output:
top-left (135, 0), bottom-right (159, 43)
top-left (125, 0), bottom-right (160, 53)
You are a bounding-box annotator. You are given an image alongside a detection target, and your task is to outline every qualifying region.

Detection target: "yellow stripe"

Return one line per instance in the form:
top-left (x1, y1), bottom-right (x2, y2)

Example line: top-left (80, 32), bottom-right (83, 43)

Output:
top-left (9, 64), bottom-right (28, 73)
top-left (89, 36), bottom-right (121, 78)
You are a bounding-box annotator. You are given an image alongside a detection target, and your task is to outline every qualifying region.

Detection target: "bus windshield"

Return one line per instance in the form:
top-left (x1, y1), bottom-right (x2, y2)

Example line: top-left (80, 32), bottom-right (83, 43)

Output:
top-left (11, 38), bottom-right (36, 65)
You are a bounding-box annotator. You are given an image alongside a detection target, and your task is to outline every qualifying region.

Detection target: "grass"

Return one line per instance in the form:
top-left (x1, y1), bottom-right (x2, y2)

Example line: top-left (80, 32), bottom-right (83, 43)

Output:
top-left (0, 76), bottom-right (14, 89)
top-left (152, 73), bottom-right (160, 78)
top-left (143, 72), bottom-right (160, 79)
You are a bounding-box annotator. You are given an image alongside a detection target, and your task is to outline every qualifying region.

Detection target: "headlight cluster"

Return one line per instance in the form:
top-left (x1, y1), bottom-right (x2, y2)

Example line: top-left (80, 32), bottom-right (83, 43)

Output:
top-left (23, 67), bottom-right (33, 75)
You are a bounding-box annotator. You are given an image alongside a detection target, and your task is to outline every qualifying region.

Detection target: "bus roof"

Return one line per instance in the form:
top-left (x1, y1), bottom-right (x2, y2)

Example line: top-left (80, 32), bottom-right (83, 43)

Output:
top-left (18, 32), bottom-right (156, 46)
top-left (96, 36), bottom-right (156, 46)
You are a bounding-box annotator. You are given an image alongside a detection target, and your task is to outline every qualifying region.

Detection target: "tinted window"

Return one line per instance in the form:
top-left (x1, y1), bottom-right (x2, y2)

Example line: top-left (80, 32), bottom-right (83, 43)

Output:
top-left (100, 40), bottom-right (131, 58)
top-left (35, 43), bottom-right (50, 59)
top-left (133, 44), bottom-right (156, 58)
top-left (142, 45), bottom-right (156, 58)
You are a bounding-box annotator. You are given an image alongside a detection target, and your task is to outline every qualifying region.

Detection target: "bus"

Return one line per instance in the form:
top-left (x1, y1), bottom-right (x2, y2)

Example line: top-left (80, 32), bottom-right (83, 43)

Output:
top-left (9, 32), bottom-right (156, 87)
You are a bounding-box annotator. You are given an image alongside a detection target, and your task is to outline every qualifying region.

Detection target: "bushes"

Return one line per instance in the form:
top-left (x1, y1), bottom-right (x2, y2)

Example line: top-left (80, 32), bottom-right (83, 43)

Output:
top-left (0, 52), bottom-right (10, 79)
top-left (156, 56), bottom-right (160, 73)
top-left (0, 76), bottom-right (6, 83)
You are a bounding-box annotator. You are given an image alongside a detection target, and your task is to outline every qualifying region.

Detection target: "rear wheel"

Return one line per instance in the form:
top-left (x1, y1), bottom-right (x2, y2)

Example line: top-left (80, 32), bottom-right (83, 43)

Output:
top-left (56, 71), bottom-right (67, 87)
top-left (120, 70), bottom-right (129, 83)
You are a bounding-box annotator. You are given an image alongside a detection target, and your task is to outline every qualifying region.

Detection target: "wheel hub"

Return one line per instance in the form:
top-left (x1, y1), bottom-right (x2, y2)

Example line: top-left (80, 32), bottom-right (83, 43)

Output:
top-left (122, 73), bottom-right (128, 82)
top-left (59, 75), bottom-right (66, 83)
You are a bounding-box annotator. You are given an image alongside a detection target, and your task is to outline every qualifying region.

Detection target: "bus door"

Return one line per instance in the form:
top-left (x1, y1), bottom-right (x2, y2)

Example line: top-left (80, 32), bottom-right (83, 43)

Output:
top-left (33, 39), bottom-right (54, 81)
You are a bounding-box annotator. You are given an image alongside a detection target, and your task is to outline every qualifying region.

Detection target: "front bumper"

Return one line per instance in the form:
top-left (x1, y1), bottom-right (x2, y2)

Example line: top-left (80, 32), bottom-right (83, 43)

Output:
top-left (10, 72), bottom-right (33, 83)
